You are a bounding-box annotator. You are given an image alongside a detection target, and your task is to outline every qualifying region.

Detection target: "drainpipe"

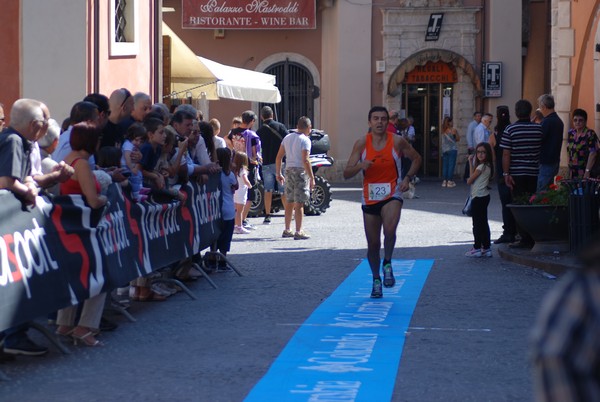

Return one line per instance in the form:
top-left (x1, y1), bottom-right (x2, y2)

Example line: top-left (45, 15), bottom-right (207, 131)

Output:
top-left (480, 0), bottom-right (486, 112)
top-left (154, 0), bottom-right (163, 101)
top-left (93, 0), bottom-right (100, 92)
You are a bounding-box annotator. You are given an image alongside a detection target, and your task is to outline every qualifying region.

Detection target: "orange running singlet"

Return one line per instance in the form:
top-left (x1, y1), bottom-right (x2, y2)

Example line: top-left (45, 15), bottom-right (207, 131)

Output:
top-left (361, 133), bottom-right (402, 206)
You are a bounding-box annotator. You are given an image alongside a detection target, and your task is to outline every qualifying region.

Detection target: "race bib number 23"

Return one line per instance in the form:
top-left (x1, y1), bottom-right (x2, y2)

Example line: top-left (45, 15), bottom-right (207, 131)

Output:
top-left (368, 183), bottom-right (391, 201)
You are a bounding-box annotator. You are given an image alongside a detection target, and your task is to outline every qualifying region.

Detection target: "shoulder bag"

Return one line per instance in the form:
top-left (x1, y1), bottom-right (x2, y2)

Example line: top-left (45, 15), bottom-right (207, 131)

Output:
top-left (462, 195), bottom-right (473, 216)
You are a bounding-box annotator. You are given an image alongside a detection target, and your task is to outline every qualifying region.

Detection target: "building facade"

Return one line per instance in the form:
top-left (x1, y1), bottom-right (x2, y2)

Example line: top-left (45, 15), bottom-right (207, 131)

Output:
top-left (4, 0), bottom-right (592, 181)
top-left (165, 0), bottom-right (528, 180)
top-left (0, 0), bottom-right (160, 124)
top-left (550, 0), bottom-right (600, 168)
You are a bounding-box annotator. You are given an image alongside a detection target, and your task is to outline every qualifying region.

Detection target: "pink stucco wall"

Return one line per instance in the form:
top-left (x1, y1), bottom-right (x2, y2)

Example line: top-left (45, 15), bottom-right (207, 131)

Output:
top-left (162, 0), bottom-right (322, 125)
top-left (0, 0), bottom-right (21, 117)
top-left (570, 0), bottom-right (600, 121)
top-left (96, 1), bottom-right (158, 100)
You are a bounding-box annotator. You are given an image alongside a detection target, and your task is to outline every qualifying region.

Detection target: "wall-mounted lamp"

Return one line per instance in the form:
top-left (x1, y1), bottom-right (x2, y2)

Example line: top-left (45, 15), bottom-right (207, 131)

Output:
top-left (214, 29), bottom-right (225, 39)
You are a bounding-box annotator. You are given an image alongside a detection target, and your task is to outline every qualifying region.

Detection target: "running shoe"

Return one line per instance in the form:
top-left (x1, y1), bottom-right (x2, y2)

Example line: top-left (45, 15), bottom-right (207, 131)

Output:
top-left (481, 248), bottom-right (493, 258)
top-left (370, 279), bottom-right (383, 298)
top-left (243, 221), bottom-right (256, 230)
top-left (3, 337), bottom-right (48, 356)
top-left (294, 231), bottom-right (311, 240)
top-left (382, 263), bottom-right (396, 287)
top-left (234, 226), bottom-right (250, 234)
top-left (263, 215), bottom-right (271, 224)
top-left (282, 229), bottom-right (294, 238)
top-left (465, 248), bottom-right (482, 257)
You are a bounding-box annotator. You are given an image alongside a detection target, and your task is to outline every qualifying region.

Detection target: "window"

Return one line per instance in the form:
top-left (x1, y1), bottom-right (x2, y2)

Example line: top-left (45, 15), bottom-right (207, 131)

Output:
top-left (109, 0), bottom-right (139, 56)
top-left (261, 61), bottom-right (315, 129)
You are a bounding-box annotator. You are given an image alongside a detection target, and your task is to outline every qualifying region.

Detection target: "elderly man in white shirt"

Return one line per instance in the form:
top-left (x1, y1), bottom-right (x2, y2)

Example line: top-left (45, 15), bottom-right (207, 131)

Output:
top-left (473, 113), bottom-right (493, 145)
top-left (464, 111), bottom-right (482, 180)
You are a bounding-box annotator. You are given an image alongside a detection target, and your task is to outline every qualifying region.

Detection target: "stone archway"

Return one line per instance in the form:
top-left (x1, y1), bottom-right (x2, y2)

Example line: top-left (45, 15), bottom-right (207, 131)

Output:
top-left (387, 49), bottom-right (482, 97)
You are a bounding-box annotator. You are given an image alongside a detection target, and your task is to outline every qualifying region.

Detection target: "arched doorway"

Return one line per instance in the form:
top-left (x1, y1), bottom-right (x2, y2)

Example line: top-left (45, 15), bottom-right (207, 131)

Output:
top-left (260, 60), bottom-right (316, 129)
top-left (388, 49), bottom-right (482, 177)
top-left (402, 61), bottom-right (457, 177)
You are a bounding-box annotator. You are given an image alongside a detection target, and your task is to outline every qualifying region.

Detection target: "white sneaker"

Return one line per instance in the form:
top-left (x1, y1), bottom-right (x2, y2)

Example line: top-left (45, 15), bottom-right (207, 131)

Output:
top-left (234, 226), bottom-right (250, 234)
top-left (465, 248), bottom-right (482, 258)
top-left (481, 248), bottom-right (492, 258)
top-left (242, 219), bottom-right (256, 230)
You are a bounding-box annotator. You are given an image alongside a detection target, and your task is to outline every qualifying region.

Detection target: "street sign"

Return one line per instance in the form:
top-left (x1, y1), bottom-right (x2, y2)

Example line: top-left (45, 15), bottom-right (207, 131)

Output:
top-left (483, 62), bottom-right (502, 97)
top-left (425, 13), bottom-right (444, 41)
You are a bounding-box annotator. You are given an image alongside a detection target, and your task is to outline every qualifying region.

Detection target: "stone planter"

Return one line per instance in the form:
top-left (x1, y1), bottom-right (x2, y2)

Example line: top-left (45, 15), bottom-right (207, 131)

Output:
top-left (507, 204), bottom-right (569, 253)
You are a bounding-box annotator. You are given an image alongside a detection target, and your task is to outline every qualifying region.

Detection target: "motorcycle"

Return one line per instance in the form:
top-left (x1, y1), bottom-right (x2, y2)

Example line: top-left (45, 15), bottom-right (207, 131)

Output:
top-left (249, 128), bottom-right (334, 217)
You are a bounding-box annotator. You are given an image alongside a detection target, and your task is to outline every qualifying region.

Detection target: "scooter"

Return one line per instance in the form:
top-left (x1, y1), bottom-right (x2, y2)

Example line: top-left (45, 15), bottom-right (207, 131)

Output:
top-left (249, 129), bottom-right (334, 217)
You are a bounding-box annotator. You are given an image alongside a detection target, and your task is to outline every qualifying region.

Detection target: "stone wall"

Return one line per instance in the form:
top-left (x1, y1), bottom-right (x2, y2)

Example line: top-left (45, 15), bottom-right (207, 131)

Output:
top-left (331, 4), bottom-right (481, 182)
top-left (383, 6), bottom-right (480, 180)
top-left (551, 0), bottom-right (573, 168)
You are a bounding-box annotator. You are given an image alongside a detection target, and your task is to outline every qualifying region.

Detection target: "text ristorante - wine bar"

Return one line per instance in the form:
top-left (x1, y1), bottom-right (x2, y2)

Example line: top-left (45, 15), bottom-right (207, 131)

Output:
top-left (182, 0), bottom-right (316, 29)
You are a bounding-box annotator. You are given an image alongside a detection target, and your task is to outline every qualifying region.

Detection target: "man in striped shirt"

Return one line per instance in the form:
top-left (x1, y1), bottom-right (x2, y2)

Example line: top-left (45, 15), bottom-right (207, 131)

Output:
top-left (500, 99), bottom-right (542, 249)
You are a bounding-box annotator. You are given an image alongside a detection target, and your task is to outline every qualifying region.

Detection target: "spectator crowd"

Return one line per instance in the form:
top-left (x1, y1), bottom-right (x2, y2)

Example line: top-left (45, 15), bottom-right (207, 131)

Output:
top-left (0, 91), bottom-right (316, 358)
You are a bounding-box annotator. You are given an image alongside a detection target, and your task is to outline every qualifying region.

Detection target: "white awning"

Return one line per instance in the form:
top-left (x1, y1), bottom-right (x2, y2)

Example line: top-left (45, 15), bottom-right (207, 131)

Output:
top-left (163, 22), bottom-right (281, 103)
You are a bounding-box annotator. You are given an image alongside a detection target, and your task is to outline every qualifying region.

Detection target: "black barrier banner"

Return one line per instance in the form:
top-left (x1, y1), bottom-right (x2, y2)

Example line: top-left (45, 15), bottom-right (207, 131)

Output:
top-left (0, 175), bottom-right (221, 331)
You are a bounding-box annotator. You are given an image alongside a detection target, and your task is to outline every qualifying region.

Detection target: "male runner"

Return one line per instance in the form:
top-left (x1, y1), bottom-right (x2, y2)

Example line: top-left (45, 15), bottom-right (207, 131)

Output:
top-left (343, 106), bottom-right (422, 298)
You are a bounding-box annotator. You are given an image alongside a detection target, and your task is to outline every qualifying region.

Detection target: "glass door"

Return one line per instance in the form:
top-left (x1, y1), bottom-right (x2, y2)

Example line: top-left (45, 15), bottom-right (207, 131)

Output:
top-left (402, 83), bottom-right (452, 177)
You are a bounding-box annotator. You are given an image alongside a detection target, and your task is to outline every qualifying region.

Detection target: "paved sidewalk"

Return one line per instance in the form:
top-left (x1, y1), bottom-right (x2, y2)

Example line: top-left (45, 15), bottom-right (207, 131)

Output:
top-left (497, 245), bottom-right (580, 277)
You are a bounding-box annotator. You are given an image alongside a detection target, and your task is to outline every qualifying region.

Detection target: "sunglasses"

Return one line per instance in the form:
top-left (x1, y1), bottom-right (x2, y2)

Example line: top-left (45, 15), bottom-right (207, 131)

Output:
top-left (120, 88), bottom-right (132, 107)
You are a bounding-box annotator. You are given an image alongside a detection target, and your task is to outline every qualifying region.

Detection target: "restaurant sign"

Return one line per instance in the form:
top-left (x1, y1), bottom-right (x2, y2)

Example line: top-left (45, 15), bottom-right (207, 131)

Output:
top-left (182, 0), bottom-right (316, 29)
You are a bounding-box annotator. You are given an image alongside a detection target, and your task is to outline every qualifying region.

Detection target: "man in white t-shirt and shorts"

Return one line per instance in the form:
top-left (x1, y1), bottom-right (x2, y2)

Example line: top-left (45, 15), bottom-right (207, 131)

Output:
top-left (276, 116), bottom-right (315, 240)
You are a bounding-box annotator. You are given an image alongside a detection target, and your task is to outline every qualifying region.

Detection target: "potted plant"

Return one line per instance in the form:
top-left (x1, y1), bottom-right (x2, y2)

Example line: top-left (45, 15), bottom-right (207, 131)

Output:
top-left (507, 177), bottom-right (569, 252)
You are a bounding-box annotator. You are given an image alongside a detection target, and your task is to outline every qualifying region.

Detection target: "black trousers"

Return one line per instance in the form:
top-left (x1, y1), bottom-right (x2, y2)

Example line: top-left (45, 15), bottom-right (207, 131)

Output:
top-left (471, 194), bottom-right (491, 249)
top-left (497, 180), bottom-right (516, 236)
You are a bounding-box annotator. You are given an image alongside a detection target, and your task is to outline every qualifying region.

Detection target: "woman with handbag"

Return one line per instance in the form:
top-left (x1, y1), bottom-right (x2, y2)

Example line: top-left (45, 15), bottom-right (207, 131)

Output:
top-left (567, 108), bottom-right (599, 179)
top-left (465, 142), bottom-right (494, 258)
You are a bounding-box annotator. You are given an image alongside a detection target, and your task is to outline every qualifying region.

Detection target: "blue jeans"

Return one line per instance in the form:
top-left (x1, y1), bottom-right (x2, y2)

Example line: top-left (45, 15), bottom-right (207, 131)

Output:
top-left (0, 323), bottom-right (29, 347)
top-left (261, 163), bottom-right (284, 193)
top-left (537, 163), bottom-right (559, 192)
top-left (442, 150), bottom-right (457, 181)
top-left (129, 171), bottom-right (143, 194)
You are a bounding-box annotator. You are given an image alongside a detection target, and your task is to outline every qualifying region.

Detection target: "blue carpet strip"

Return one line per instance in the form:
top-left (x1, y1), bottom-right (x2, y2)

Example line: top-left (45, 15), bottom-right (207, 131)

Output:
top-left (245, 259), bottom-right (434, 402)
